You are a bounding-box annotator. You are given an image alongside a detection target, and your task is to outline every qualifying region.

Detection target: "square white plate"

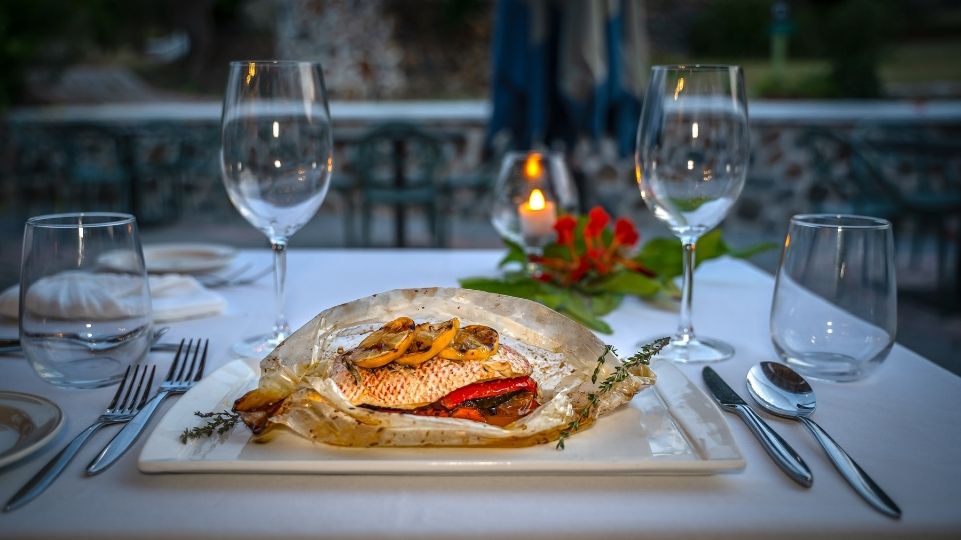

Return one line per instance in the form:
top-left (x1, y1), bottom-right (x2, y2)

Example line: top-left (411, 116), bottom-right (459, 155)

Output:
top-left (139, 358), bottom-right (744, 475)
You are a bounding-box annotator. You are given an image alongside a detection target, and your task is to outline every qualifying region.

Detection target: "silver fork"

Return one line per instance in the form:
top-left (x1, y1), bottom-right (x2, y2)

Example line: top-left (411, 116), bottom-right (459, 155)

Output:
top-left (197, 264), bottom-right (271, 288)
top-left (4, 364), bottom-right (156, 512)
top-left (86, 338), bottom-right (208, 475)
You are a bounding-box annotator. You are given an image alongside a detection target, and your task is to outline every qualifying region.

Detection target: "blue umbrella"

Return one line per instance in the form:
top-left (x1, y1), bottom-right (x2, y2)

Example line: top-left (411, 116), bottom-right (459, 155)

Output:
top-left (486, 0), bottom-right (648, 157)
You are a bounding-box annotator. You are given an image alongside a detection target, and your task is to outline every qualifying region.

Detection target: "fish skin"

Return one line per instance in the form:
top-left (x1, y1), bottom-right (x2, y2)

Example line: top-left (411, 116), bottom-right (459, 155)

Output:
top-left (329, 344), bottom-right (533, 409)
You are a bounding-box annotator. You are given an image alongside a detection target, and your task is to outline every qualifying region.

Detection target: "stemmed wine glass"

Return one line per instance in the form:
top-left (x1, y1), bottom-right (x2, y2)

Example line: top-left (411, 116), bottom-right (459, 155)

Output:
top-left (220, 60), bottom-right (333, 357)
top-left (635, 65), bottom-right (750, 363)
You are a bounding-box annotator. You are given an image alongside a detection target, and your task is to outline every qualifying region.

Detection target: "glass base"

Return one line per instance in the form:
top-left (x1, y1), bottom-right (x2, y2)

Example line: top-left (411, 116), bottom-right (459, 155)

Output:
top-left (638, 335), bottom-right (734, 364)
top-left (778, 350), bottom-right (885, 383)
top-left (29, 356), bottom-right (129, 389)
top-left (231, 332), bottom-right (287, 359)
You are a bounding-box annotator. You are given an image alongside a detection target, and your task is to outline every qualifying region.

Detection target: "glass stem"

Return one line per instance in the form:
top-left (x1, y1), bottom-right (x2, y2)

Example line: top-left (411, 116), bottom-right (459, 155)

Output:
top-left (271, 239), bottom-right (290, 341)
top-left (677, 240), bottom-right (697, 343)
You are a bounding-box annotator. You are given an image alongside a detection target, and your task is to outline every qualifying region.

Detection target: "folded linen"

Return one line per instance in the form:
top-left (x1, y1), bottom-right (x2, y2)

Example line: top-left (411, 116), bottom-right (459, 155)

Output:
top-left (0, 272), bottom-right (227, 323)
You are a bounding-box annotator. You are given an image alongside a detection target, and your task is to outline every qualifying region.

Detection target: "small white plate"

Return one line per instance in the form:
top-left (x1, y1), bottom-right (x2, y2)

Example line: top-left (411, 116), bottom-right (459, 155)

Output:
top-left (142, 243), bottom-right (237, 274)
top-left (139, 358), bottom-right (744, 475)
top-left (0, 391), bottom-right (64, 469)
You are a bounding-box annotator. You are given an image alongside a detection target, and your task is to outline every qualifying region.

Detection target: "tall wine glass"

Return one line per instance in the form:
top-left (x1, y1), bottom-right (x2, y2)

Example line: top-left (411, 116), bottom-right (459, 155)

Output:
top-left (220, 60), bottom-right (333, 357)
top-left (635, 65), bottom-right (750, 363)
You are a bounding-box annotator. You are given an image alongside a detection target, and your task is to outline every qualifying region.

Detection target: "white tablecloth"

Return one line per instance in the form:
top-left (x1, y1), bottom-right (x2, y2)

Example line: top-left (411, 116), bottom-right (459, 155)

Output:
top-left (2, 249), bottom-right (960, 539)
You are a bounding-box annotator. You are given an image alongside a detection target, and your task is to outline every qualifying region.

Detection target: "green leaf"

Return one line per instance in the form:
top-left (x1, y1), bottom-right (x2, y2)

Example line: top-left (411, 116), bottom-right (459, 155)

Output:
top-left (557, 292), bottom-right (613, 334)
top-left (635, 237), bottom-right (683, 279)
top-left (542, 242), bottom-right (572, 261)
top-left (459, 276), bottom-right (544, 299)
top-left (498, 239), bottom-right (527, 268)
top-left (729, 241), bottom-right (779, 259)
top-left (589, 271), bottom-right (662, 298)
top-left (669, 196), bottom-right (712, 212)
top-left (695, 229), bottom-right (727, 263)
top-left (634, 229), bottom-right (774, 281)
top-left (589, 292), bottom-right (623, 316)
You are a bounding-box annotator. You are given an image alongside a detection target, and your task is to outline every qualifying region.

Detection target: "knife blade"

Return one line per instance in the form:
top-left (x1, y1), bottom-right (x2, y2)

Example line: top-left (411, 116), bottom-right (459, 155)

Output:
top-left (703, 366), bottom-right (813, 487)
top-left (1, 342), bottom-right (181, 355)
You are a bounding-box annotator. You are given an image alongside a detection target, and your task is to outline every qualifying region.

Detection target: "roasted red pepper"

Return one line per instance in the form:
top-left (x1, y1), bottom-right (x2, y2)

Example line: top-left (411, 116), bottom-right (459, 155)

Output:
top-left (438, 376), bottom-right (538, 410)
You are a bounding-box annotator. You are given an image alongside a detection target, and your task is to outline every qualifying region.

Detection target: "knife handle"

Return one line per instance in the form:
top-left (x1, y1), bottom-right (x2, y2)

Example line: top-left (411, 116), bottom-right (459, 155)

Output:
top-left (85, 390), bottom-right (170, 475)
top-left (733, 404), bottom-right (813, 487)
top-left (0, 338), bottom-right (20, 354)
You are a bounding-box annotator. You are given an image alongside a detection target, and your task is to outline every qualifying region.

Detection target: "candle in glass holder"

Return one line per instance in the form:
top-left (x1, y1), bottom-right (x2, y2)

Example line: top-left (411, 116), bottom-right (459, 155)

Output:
top-left (519, 188), bottom-right (556, 243)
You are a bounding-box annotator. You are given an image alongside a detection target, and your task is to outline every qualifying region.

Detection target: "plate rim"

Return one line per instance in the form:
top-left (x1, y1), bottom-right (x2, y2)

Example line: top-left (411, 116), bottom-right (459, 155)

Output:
top-left (142, 242), bottom-right (237, 274)
top-left (139, 357), bottom-right (744, 475)
top-left (0, 390), bottom-right (65, 468)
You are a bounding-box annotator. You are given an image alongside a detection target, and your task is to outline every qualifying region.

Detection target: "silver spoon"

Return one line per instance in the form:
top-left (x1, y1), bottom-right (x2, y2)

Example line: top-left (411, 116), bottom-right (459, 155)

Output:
top-left (746, 362), bottom-right (901, 519)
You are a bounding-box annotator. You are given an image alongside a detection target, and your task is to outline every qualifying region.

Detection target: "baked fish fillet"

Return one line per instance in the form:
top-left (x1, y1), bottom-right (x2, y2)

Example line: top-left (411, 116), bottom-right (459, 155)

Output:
top-left (329, 344), bottom-right (533, 409)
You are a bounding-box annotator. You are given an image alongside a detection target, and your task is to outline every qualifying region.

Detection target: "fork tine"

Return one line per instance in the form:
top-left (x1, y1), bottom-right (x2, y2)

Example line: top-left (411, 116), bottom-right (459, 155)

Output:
top-left (194, 340), bottom-right (209, 382)
top-left (226, 265), bottom-right (272, 286)
top-left (116, 365), bottom-right (141, 411)
top-left (127, 365), bottom-right (149, 413)
top-left (107, 366), bottom-right (132, 410)
top-left (181, 339), bottom-right (201, 382)
top-left (176, 339), bottom-right (194, 381)
top-left (137, 365), bottom-right (157, 410)
top-left (199, 263), bottom-right (252, 287)
top-left (166, 339), bottom-right (186, 381)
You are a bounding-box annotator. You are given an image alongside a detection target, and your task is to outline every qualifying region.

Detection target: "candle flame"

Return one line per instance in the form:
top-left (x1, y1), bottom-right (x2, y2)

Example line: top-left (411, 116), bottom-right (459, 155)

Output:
top-left (674, 77), bottom-right (685, 100)
top-left (528, 188), bottom-right (547, 210)
top-left (524, 153), bottom-right (543, 179)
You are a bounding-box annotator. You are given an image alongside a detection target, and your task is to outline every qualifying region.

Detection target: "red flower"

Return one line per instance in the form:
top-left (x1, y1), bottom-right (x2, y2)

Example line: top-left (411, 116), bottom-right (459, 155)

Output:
top-left (534, 272), bottom-right (554, 283)
top-left (569, 258), bottom-right (591, 283)
top-left (585, 247), bottom-right (610, 274)
top-left (553, 215), bottom-right (577, 246)
top-left (613, 218), bottom-right (639, 246)
top-left (584, 207), bottom-right (610, 238)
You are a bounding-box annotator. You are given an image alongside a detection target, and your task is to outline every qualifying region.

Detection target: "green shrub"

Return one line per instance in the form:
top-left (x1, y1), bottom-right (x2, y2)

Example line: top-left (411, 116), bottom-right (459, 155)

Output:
top-left (689, 0), bottom-right (772, 58)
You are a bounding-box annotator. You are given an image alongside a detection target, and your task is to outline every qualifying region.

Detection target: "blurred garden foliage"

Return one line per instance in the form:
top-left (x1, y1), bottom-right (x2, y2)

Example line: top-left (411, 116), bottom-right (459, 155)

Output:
top-left (0, 0), bottom-right (258, 108)
top-left (688, 0), bottom-right (918, 98)
top-left (2, 0), bottom-right (959, 106)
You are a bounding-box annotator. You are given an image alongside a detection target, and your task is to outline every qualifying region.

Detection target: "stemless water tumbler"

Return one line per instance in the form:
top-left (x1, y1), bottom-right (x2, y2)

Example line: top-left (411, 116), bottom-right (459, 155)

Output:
top-left (770, 214), bottom-right (896, 382)
top-left (19, 213), bottom-right (152, 388)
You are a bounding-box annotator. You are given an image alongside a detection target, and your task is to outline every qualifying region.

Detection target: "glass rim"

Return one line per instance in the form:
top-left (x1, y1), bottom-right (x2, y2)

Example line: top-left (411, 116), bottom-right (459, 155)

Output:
top-left (790, 213), bottom-right (891, 230)
top-left (503, 150), bottom-right (562, 160)
top-left (651, 64), bottom-right (742, 73)
top-left (26, 212), bottom-right (136, 229)
top-left (228, 60), bottom-right (323, 68)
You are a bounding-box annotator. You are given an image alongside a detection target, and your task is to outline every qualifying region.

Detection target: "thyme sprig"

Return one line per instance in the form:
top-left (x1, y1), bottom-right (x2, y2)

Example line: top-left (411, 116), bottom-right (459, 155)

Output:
top-left (179, 410), bottom-right (241, 444)
top-left (556, 337), bottom-right (668, 450)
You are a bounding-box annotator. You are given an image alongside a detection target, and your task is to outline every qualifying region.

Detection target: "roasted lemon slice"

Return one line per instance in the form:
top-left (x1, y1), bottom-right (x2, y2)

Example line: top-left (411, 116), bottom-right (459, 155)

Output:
top-left (394, 318), bottom-right (460, 367)
top-left (346, 317), bottom-right (416, 368)
top-left (438, 324), bottom-right (499, 361)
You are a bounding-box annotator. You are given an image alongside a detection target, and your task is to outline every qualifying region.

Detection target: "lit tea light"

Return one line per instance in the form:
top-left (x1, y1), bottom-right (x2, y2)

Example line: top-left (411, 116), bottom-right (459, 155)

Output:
top-left (519, 188), bottom-right (556, 242)
top-left (524, 152), bottom-right (543, 180)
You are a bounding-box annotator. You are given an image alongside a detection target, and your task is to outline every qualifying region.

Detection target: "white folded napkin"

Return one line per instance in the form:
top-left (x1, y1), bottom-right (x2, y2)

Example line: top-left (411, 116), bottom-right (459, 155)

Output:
top-left (0, 272), bottom-right (227, 323)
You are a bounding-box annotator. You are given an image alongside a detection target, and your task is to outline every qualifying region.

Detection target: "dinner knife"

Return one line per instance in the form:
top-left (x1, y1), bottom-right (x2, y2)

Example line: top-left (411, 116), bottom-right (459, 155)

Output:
top-left (1, 341), bottom-right (181, 355)
top-left (1, 328), bottom-right (174, 355)
top-left (702, 366), bottom-right (813, 487)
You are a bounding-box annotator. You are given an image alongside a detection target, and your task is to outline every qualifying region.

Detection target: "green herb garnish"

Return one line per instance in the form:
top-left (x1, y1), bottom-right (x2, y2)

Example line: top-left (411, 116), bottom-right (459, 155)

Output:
top-left (179, 410), bottom-right (240, 443)
top-left (556, 337), bottom-right (668, 450)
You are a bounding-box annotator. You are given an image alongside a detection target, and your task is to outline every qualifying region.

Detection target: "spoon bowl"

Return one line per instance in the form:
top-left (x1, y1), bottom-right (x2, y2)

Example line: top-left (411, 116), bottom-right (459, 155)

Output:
top-left (746, 362), bottom-right (816, 418)
top-left (746, 361), bottom-right (901, 519)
